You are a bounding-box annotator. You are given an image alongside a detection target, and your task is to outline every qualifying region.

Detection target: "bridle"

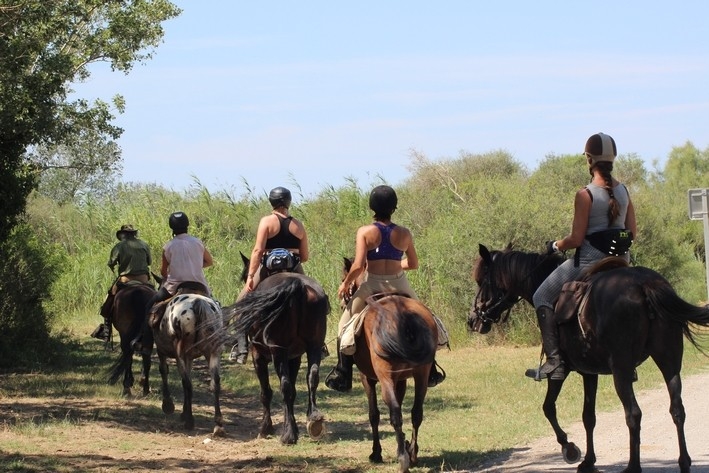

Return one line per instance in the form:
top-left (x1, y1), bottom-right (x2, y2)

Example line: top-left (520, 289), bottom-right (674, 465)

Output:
top-left (472, 252), bottom-right (558, 325)
top-left (472, 270), bottom-right (520, 325)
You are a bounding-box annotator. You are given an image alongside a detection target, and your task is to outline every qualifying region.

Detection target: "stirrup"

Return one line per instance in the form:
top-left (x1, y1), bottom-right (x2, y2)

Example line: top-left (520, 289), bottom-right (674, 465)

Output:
top-left (428, 361), bottom-right (446, 387)
top-left (325, 367), bottom-right (352, 392)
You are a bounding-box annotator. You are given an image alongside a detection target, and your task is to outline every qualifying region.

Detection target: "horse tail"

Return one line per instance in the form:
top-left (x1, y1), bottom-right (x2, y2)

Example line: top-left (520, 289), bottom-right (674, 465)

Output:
top-left (108, 349), bottom-right (132, 385)
top-left (233, 277), bottom-right (306, 341)
top-left (643, 281), bottom-right (709, 352)
top-left (190, 297), bottom-right (228, 349)
top-left (371, 298), bottom-right (436, 364)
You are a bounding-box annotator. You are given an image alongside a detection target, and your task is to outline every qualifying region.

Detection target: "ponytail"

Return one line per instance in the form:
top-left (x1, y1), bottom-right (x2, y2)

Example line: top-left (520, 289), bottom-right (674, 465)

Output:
top-left (593, 161), bottom-right (619, 222)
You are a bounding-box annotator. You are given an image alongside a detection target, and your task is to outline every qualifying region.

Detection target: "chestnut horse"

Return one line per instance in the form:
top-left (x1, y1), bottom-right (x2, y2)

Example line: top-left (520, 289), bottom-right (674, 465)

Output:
top-left (341, 257), bottom-right (438, 473)
top-left (107, 282), bottom-right (156, 397)
top-left (468, 244), bottom-right (709, 473)
top-left (224, 255), bottom-right (330, 445)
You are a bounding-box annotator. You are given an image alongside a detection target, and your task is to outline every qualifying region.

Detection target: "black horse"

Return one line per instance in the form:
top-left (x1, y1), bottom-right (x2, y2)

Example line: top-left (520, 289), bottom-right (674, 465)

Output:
top-left (107, 283), bottom-right (157, 397)
top-left (224, 267), bottom-right (330, 445)
top-left (468, 244), bottom-right (709, 473)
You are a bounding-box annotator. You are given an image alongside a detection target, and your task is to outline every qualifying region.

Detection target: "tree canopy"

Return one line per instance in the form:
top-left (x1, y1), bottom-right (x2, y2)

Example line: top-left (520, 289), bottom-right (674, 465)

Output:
top-left (0, 0), bottom-right (180, 239)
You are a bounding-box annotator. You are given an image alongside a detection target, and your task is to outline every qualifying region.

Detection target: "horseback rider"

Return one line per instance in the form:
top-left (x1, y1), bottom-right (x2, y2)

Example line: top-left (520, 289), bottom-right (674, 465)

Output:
top-left (92, 224), bottom-right (152, 341)
top-left (527, 132), bottom-right (637, 381)
top-left (229, 186), bottom-right (309, 364)
top-left (325, 185), bottom-right (449, 392)
top-left (131, 211), bottom-right (214, 355)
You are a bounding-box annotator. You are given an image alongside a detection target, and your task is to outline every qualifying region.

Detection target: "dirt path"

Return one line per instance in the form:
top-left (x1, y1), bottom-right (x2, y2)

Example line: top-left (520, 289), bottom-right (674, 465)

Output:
top-left (474, 370), bottom-right (709, 473)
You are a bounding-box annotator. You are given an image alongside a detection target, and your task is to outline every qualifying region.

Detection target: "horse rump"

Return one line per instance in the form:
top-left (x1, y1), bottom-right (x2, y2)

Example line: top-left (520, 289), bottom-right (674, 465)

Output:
top-left (369, 296), bottom-right (436, 365)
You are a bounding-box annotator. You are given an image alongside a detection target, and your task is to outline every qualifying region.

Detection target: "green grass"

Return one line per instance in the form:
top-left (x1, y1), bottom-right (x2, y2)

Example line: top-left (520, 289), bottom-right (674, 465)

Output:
top-left (2, 324), bottom-right (709, 472)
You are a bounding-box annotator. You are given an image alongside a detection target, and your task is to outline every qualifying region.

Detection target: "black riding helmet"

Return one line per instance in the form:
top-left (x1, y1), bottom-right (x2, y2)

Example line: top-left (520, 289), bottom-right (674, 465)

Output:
top-left (169, 211), bottom-right (189, 235)
top-left (269, 187), bottom-right (292, 209)
top-left (369, 185), bottom-right (397, 219)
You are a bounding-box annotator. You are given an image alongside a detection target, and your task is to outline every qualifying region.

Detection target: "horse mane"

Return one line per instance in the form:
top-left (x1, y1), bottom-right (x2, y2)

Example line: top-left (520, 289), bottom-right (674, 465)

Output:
top-left (475, 247), bottom-right (563, 290)
top-left (368, 296), bottom-right (435, 364)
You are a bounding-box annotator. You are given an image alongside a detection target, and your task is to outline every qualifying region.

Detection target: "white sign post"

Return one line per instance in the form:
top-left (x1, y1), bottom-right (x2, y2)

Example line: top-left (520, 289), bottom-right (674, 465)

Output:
top-left (688, 188), bottom-right (709, 301)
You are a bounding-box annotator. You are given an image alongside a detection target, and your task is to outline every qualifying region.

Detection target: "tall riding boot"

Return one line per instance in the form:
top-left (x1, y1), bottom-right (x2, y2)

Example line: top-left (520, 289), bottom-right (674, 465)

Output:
top-left (428, 358), bottom-right (446, 387)
top-left (229, 331), bottom-right (249, 364)
top-left (525, 306), bottom-right (567, 381)
top-left (131, 317), bottom-right (154, 356)
top-left (325, 338), bottom-right (353, 392)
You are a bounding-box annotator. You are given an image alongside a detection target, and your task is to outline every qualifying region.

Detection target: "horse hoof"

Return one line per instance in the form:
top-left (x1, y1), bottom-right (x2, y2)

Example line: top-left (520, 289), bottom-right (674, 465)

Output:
top-left (213, 425), bottom-right (226, 437)
top-left (369, 452), bottom-right (383, 463)
top-left (162, 399), bottom-right (175, 415)
top-left (306, 419), bottom-right (325, 440)
top-left (562, 442), bottom-right (581, 464)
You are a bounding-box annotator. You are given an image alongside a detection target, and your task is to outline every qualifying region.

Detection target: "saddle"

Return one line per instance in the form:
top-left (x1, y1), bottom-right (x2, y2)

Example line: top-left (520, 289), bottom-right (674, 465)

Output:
top-left (148, 281), bottom-right (210, 329)
top-left (555, 257), bottom-right (630, 342)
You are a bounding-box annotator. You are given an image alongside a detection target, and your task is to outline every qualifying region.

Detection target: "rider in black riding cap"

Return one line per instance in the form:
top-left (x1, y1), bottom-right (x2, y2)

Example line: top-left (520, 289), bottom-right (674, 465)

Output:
top-left (326, 185), bottom-right (449, 392)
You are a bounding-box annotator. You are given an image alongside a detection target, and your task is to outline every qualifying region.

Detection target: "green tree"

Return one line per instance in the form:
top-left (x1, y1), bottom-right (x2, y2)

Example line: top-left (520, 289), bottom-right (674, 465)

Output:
top-left (0, 0), bottom-right (181, 239)
top-left (0, 0), bottom-right (180, 368)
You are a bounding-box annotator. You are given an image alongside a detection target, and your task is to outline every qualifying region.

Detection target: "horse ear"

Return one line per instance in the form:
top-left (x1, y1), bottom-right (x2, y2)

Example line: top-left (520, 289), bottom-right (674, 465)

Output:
top-left (343, 256), bottom-right (353, 273)
top-left (478, 244), bottom-right (492, 265)
top-left (240, 251), bottom-right (250, 266)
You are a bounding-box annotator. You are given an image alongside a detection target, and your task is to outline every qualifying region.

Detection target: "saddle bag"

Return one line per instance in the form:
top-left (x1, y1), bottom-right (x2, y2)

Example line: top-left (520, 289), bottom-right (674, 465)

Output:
top-left (263, 248), bottom-right (299, 272)
top-left (586, 229), bottom-right (633, 257)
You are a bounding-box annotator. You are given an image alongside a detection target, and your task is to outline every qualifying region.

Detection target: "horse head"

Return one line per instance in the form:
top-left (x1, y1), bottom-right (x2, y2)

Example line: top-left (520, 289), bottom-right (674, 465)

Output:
top-left (468, 244), bottom-right (520, 334)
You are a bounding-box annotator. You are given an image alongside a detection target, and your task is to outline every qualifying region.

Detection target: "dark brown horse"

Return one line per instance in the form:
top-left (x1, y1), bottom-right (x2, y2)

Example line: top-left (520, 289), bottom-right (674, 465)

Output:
top-left (225, 263), bottom-right (330, 445)
top-left (468, 244), bottom-right (709, 473)
top-left (341, 258), bottom-right (437, 473)
top-left (107, 283), bottom-right (156, 397)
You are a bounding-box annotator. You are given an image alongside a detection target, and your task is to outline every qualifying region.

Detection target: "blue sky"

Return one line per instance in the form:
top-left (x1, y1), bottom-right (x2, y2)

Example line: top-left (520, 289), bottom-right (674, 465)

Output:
top-left (76, 1), bottom-right (709, 199)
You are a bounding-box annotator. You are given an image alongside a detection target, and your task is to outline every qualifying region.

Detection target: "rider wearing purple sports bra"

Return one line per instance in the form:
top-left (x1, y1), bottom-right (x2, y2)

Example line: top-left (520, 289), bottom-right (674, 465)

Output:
top-left (325, 185), bottom-right (447, 392)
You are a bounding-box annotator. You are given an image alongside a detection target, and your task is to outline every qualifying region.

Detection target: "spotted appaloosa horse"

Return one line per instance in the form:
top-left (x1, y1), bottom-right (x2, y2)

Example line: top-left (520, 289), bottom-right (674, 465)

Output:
top-left (154, 292), bottom-right (227, 434)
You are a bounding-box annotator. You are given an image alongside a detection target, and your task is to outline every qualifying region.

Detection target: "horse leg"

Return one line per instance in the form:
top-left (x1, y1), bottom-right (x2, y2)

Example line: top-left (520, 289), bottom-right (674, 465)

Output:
top-left (577, 373), bottom-right (599, 473)
top-left (120, 338), bottom-right (134, 397)
top-left (139, 351), bottom-right (151, 396)
top-left (611, 369), bottom-right (642, 473)
top-left (381, 378), bottom-right (409, 473)
top-left (274, 353), bottom-right (299, 445)
top-left (254, 353), bottom-right (275, 438)
top-left (207, 352), bottom-right (225, 437)
top-left (363, 375), bottom-right (383, 463)
top-left (158, 353), bottom-right (175, 415)
top-left (541, 378), bottom-right (583, 466)
top-left (305, 345), bottom-right (325, 439)
top-left (653, 352), bottom-right (691, 472)
top-left (407, 370), bottom-right (428, 467)
top-left (176, 355), bottom-right (194, 430)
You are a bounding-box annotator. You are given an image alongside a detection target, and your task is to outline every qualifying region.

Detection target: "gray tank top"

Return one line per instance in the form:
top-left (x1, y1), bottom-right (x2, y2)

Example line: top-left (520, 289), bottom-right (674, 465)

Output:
top-left (585, 182), bottom-right (630, 234)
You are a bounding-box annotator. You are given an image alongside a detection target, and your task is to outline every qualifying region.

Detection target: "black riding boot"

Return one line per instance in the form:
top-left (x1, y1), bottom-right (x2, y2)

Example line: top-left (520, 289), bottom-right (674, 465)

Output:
top-left (525, 306), bottom-right (567, 381)
top-left (428, 359), bottom-right (446, 387)
top-left (325, 338), bottom-right (353, 392)
top-left (91, 318), bottom-right (111, 341)
top-left (229, 331), bottom-right (249, 364)
top-left (130, 318), bottom-right (154, 356)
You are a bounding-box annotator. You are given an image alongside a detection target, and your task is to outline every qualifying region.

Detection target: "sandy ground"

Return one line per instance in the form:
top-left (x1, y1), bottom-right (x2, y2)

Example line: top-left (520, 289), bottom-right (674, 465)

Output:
top-left (473, 371), bottom-right (709, 473)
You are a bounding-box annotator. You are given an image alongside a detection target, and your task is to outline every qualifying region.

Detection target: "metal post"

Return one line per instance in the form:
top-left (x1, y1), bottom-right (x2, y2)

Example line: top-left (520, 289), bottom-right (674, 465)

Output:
top-left (703, 191), bottom-right (709, 302)
top-left (688, 188), bottom-right (709, 302)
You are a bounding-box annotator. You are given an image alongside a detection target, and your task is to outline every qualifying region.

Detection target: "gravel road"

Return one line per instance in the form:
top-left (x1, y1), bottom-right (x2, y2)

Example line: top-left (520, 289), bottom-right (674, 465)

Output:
top-left (472, 370), bottom-right (709, 473)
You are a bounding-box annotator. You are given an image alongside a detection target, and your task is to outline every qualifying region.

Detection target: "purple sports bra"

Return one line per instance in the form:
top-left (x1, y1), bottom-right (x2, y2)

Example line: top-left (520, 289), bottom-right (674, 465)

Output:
top-left (367, 222), bottom-right (404, 261)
